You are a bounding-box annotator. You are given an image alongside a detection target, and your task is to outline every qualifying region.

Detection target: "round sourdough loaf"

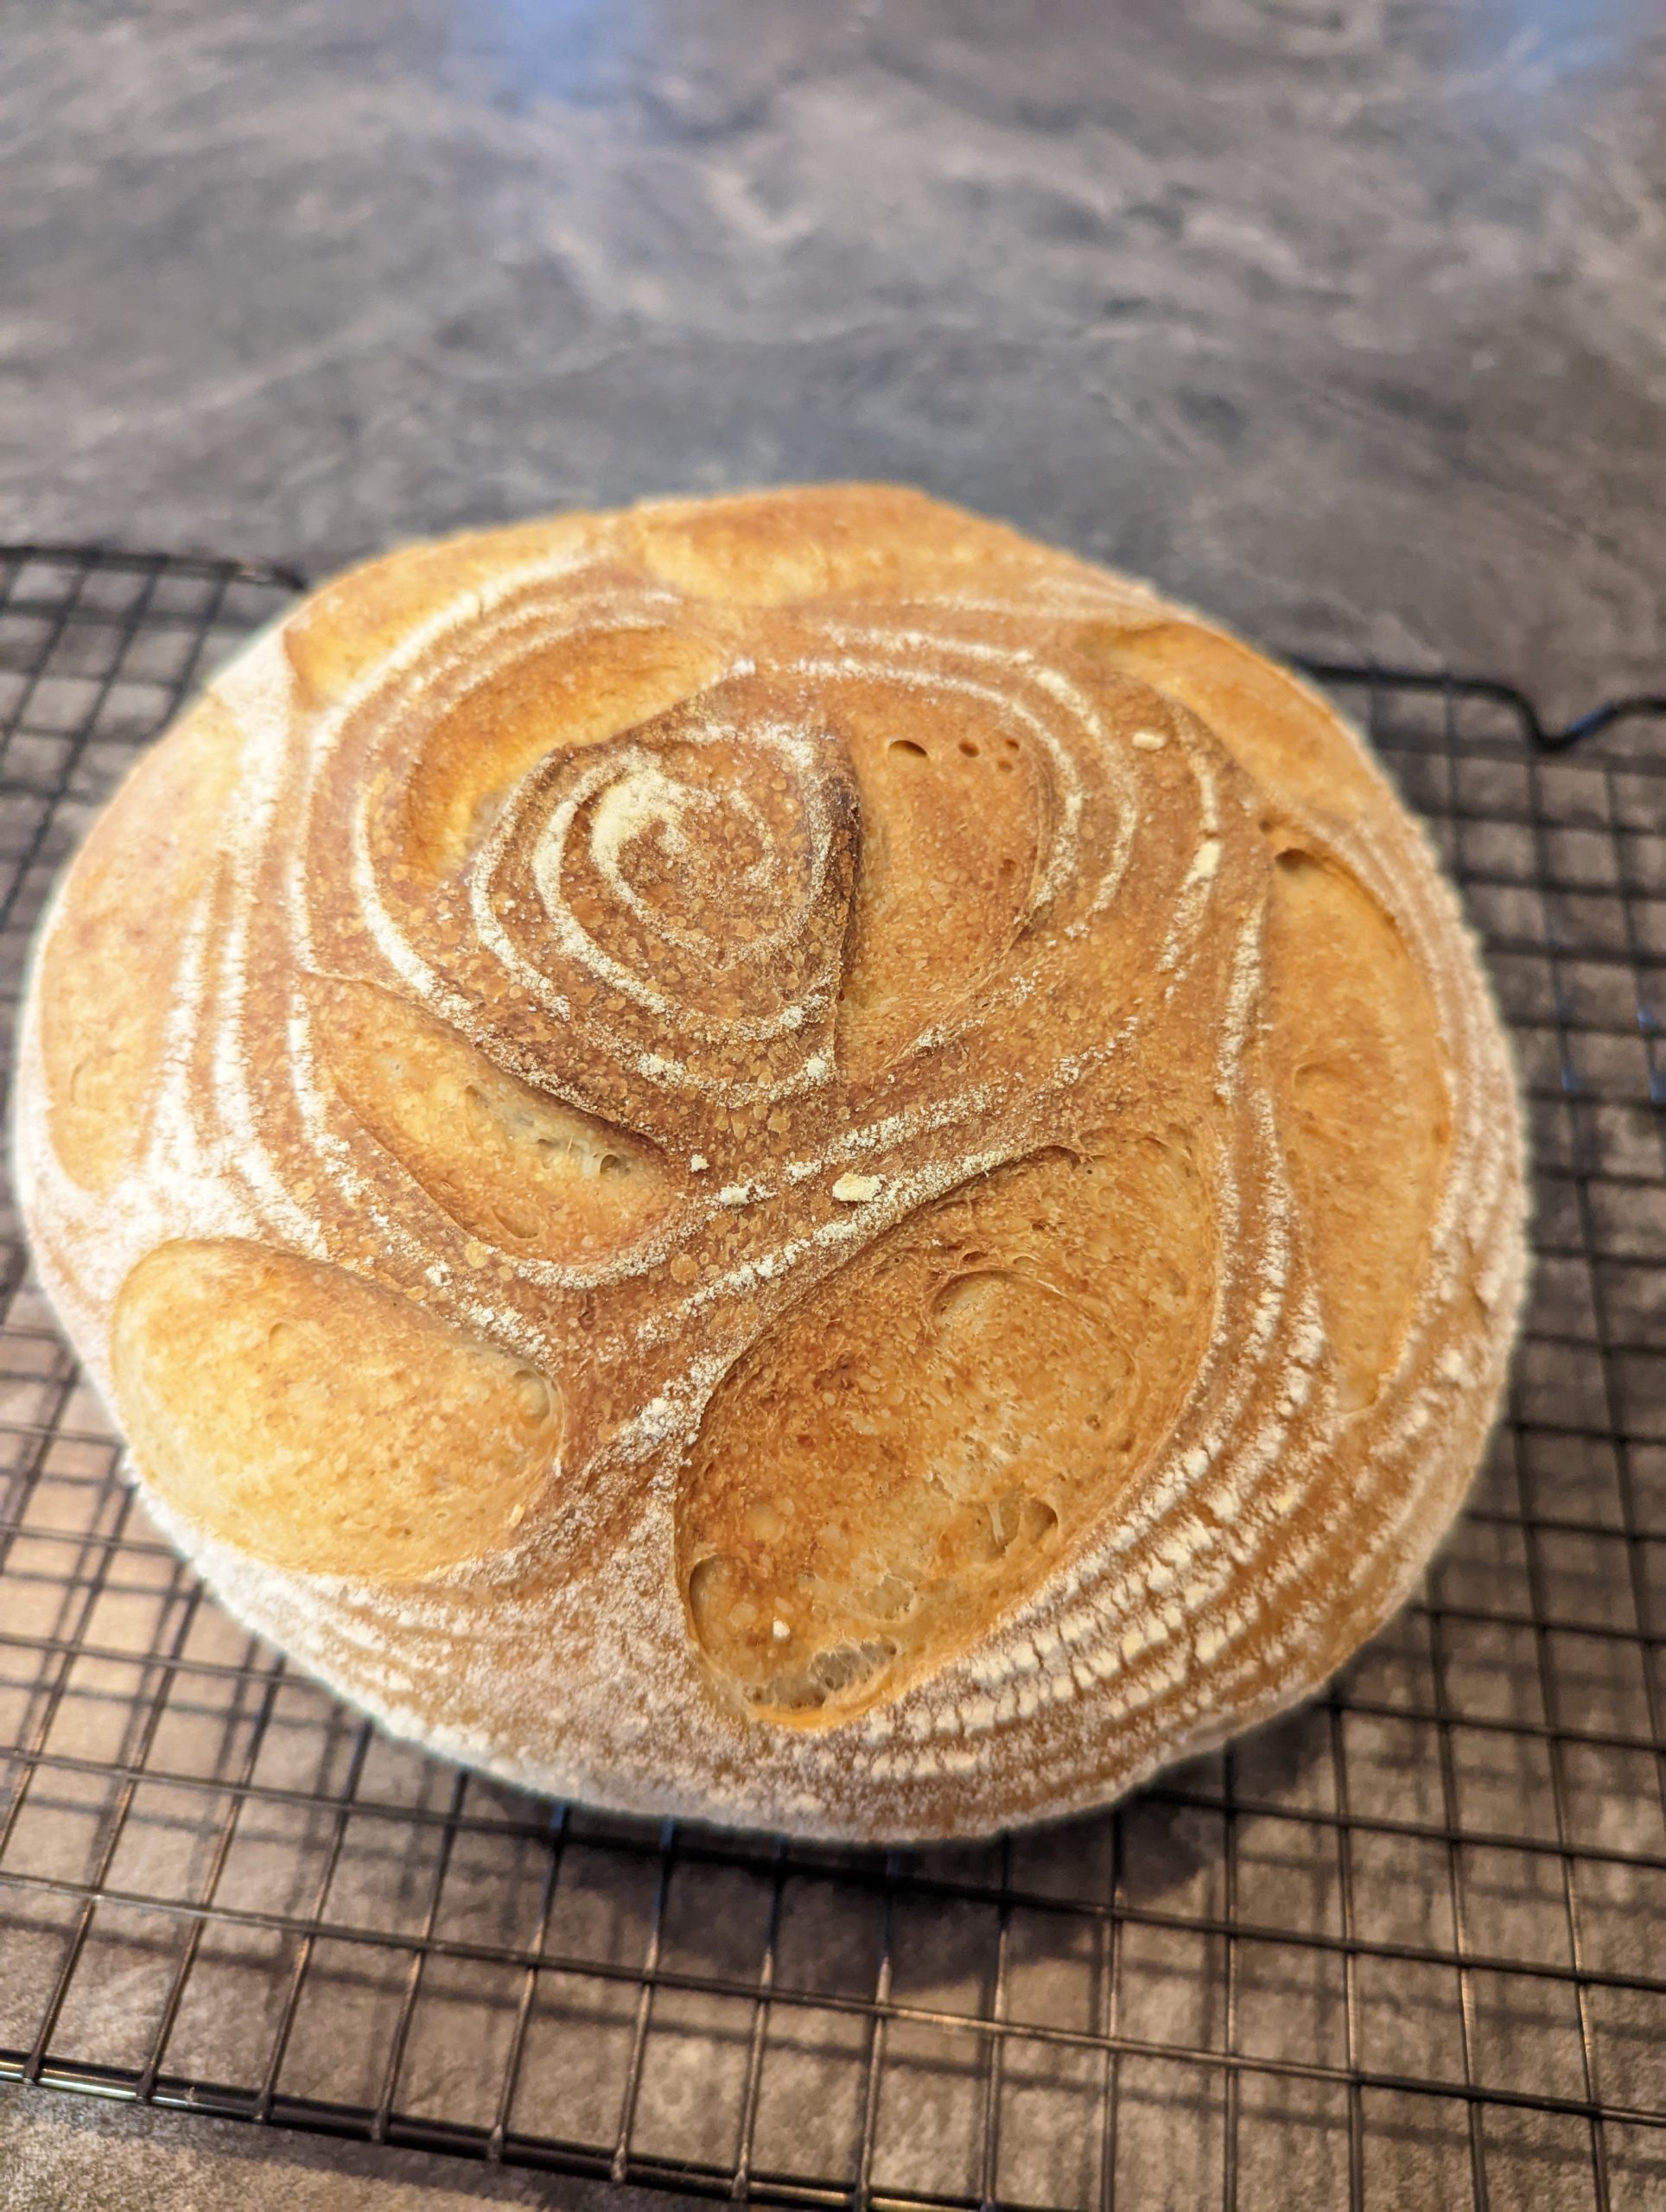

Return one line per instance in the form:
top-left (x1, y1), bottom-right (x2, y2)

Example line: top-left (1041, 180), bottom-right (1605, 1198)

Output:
top-left (14, 486), bottom-right (1525, 1839)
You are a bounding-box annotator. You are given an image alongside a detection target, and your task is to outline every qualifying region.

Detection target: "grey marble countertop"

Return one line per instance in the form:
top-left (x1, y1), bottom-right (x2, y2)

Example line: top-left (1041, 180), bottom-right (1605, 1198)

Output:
top-left (3, 0), bottom-right (1663, 724)
top-left (1, 3), bottom-right (1662, 2205)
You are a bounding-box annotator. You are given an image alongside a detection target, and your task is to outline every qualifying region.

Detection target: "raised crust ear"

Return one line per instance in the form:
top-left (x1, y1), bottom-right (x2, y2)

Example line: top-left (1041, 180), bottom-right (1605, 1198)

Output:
top-left (830, 664), bottom-right (1049, 1081)
top-left (678, 1128), bottom-right (1218, 1726)
top-left (39, 695), bottom-right (244, 1195)
top-left (1073, 617), bottom-right (1387, 818)
top-left (1261, 840), bottom-right (1449, 1409)
top-left (308, 976), bottom-right (673, 1263)
top-left (111, 1240), bottom-right (559, 1581)
top-left (282, 515), bottom-right (597, 709)
top-left (620, 483), bottom-right (1056, 606)
top-left (398, 623), bottom-right (724, 878)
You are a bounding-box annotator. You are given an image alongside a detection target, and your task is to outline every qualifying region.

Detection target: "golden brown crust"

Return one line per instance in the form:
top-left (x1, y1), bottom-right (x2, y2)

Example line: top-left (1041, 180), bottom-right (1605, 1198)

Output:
top-left (38, 693), bottom-right (245, 1194)
top-left (111, 1240), bottom-right (559, 1579)
top-left (15, 483), bottom-right (1526, 1839)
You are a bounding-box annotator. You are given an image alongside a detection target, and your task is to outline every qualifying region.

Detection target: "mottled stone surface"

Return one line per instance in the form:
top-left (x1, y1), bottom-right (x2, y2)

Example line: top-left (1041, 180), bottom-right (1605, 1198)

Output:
top-left (2, 0), bottom-right (1663, 721)
top-left (0, 2084), bottom-right (696, 2211)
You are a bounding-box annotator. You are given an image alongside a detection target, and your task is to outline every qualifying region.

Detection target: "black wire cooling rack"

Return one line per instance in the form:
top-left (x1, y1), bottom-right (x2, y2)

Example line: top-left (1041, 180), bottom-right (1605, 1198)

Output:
top-left (0, 544), bottom-right (1662, 2212)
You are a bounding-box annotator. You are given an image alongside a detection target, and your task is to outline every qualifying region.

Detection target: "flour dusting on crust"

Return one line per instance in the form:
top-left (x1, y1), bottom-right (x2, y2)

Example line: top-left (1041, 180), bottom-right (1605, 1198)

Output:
top-left (14, 485), bottom-right (1527, 1841)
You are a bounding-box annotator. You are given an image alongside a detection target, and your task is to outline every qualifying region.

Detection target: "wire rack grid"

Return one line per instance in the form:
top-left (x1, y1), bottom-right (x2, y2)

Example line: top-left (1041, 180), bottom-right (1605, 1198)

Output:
top-left (0, 544), bottom-right (1662, 2212)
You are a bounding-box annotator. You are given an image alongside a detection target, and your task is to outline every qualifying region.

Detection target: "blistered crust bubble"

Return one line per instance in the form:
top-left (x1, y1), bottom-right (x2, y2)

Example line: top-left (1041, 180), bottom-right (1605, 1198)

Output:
top-left (111, 1241), bottom-right (560, 1580)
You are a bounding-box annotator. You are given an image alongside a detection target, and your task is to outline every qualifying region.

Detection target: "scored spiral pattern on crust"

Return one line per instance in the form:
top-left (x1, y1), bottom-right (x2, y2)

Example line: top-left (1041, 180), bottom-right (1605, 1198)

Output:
top-left (15, 486), bottom-right (1526, 1840)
